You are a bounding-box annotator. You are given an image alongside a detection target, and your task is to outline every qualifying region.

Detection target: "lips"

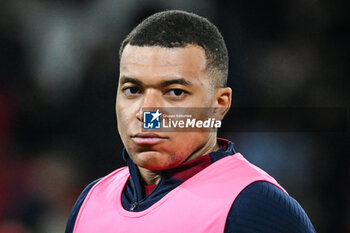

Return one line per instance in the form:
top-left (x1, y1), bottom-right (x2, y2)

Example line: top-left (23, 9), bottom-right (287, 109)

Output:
top-left (131, 133), bottom-right (167, 145)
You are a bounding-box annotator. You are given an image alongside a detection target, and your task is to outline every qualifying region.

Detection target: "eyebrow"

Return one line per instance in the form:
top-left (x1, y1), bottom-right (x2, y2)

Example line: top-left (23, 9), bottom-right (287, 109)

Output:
top-left (161, 78), bottom-right (191, 86)
top-left (120, 76), bottom-right (143, 86)
top-left (119, 76), bottom-right (192, 87)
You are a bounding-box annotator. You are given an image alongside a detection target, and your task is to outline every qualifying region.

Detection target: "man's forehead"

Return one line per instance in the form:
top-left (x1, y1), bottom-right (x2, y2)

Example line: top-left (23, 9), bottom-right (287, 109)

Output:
top-left (120, 44), bottom-right (207, 68)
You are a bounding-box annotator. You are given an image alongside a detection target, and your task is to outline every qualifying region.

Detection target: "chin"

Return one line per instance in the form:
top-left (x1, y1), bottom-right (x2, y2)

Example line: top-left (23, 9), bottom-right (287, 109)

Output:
top-left (134, 151), bottom-right (178, 170)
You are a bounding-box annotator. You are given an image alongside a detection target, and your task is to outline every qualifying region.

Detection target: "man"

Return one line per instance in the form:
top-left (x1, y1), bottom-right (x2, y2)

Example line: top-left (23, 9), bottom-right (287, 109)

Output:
top-left (65, 10), bottom-right (316, 233)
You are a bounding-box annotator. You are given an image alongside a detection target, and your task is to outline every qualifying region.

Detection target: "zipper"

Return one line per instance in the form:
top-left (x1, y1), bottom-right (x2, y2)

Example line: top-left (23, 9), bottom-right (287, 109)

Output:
top-left (129, 176), bottom-right (164, 211)
top-left (130, 201), bottom-right (138, 211)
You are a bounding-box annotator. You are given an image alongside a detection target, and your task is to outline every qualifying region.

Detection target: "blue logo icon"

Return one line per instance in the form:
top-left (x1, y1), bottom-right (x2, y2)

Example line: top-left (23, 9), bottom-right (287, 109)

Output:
top-left (143, 110), bottom-right (162, 129)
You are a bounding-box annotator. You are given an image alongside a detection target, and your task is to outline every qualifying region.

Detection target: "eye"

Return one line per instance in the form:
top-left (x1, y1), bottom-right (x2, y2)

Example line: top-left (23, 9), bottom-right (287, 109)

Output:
top-left (122, 86), bottom-right (142, 97)
top-left (166, 89), bottom-right (188, 99)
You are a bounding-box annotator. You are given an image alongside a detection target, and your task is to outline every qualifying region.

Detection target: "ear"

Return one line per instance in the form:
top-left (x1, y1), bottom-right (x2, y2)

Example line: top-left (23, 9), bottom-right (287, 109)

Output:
top-left (213, 87), bottom-right (232, 121)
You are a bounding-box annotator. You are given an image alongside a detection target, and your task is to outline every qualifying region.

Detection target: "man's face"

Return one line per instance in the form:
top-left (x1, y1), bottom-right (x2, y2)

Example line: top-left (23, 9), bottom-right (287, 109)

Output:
top-left (116, 44), bottom-right (220, 170)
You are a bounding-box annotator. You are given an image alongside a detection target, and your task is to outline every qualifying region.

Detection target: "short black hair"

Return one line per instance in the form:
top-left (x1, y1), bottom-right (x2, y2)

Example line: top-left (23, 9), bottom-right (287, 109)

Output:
top-left (119, 10), bottom-right (228, 87)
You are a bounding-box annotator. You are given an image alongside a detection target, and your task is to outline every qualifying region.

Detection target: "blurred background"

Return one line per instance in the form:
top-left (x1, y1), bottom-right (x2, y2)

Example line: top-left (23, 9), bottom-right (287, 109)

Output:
top-left (0, 0), bottom-right (348, 232)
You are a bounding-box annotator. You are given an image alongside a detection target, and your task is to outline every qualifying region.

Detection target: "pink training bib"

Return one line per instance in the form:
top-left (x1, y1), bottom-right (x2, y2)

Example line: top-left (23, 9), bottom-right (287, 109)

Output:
top-left (73, 153), bottom-right (287, 233)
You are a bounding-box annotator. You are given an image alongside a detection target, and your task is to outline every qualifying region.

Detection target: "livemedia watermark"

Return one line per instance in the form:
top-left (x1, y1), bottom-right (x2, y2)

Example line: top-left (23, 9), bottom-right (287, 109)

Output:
top-left (142, 108), bottom-right (221, 132)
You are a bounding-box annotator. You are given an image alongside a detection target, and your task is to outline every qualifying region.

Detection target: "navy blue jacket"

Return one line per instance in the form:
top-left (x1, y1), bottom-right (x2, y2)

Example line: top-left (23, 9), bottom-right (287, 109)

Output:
top-left (65, 140), bottom-right (316, 233)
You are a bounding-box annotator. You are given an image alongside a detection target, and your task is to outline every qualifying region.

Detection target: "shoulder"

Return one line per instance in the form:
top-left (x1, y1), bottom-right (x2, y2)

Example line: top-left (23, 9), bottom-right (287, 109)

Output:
top-left (224, 181), bottom-right (316, 233)
top-left (64, 167), bottom-right (129, 233)
top-left (64, 178), bottom-right (101, 233)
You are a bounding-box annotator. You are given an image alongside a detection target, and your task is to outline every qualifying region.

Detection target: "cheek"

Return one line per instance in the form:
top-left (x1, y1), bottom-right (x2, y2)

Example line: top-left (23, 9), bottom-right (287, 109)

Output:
top-left (116, 100), bottom-right (136, 138)
top-left (174, 131), bottom-right (208, 142)
top-left (117, 96), bottom-right (136, 121)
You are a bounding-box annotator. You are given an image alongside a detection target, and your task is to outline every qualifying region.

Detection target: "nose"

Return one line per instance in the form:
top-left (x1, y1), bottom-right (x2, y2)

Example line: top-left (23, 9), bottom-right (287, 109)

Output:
top-left (136, 89), bottom-right (163, 122)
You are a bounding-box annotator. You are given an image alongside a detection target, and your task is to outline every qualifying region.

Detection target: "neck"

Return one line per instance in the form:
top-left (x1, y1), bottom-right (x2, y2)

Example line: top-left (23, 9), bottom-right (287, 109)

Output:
top-left (138, 134), bottom-right (219, 185)
top-left (138, 166), bottom-right (162, 185)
